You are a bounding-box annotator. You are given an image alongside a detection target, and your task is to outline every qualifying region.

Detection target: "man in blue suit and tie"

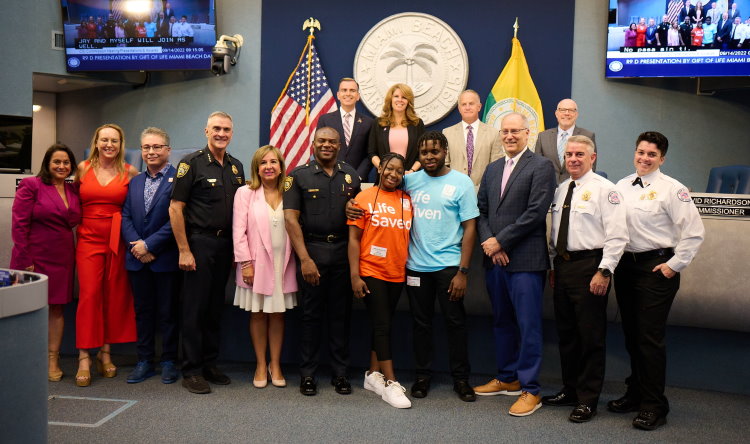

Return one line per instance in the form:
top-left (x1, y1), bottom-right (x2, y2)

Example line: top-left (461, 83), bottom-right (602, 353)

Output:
top-left (316, 78), bottom-right (373, 180)
top-left (122, 127), bottom-right (180, 384)
top-left (474, 113), bottom-right (556, 416)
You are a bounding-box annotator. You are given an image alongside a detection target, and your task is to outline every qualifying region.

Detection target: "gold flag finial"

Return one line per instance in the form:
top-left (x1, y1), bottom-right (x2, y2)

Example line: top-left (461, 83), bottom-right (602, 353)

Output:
top-left (513, 17), bottom-right (519, 39)
top-left (303, 17), bottom-right (321, 36)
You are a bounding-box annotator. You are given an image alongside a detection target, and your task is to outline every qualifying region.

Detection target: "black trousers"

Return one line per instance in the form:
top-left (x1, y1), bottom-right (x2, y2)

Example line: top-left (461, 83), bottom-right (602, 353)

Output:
top-left (128, 268), bottom-right (180, 363)
top-left (406, 267), bottom-right (470, 381)
top-left (362, 277), bottom-right (403, 361)
top-left (553, 253), bottom-right (609, 406)
top-left (181, 234), bottom-right (233, 376)
top-left (614, 252), bottom-right (680, 416)
top-left (298, 240), bottom-right (352, 379)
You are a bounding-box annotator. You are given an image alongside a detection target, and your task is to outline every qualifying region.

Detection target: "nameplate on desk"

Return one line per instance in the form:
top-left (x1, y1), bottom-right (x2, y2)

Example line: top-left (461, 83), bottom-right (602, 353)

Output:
top-left (691, 193), bottom-right (750, 219)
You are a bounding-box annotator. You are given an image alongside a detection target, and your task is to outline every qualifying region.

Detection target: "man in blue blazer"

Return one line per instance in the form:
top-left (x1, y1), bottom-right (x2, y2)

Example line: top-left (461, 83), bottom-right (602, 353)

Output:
top-left (474, 113), bottom-right (556, 417)
top-left (316, 77), bottom-right (373, 180)
top-left (122, 127), bottom-right (180, 384)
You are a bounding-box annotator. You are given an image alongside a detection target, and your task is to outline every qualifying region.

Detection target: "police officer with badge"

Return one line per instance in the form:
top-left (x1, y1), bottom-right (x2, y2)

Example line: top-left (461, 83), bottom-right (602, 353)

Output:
top-left (284, 126), bottom-right (361, 396)
top-left (608, 131), bottom-right (704, 431)
top-left (169, 111), bottom-right (245, 394)
top-left (545, 135), bottom-right (628, 423)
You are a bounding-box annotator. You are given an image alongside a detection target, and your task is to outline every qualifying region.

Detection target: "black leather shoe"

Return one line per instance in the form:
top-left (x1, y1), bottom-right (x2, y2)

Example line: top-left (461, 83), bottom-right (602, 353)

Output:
top-left (633, 410), bottom-right (667, 430)
top-left (331, 376), bottom-right (352, 395)
top-left (203, 366), bottom-right (231, 385)
top-left (411, 378), bottom-right (431, 398)
top-left (542, 390), bottom-right (578, 407)
top-left (182, 374), bottom-right (211, 394)
top-left (300, 376), bottom-right (317, 396)
top-left (453, 380), bottom-right (476, 402)
top-left (607, 394), bottom-right (640, 413)
top-left (569, 403), bottom-right (597, 423)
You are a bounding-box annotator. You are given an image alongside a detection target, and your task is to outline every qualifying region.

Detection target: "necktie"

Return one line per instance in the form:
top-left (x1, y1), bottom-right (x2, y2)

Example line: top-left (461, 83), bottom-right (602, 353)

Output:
top-left (500, 158), bottom-right (514, 196)
top-left (632, 177), bottom-right (644, 187)
top-left (557, 131), bottom-right (568, 165)
top-left (466, 125), bottom-right (475, 176)
top-left (555, 181), bottom-right (576, 260)
top-left (343, 113), bottom-right (352, 146)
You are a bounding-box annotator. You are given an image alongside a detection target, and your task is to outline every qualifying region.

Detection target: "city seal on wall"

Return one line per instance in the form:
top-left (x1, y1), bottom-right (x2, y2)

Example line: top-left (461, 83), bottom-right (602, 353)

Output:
top-left (353, 12), bottom-right (469, 126)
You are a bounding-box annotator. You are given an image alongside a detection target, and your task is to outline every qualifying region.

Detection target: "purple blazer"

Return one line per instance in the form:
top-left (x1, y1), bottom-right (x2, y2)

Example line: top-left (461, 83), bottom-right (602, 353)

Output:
top-left (10, 177), bottom-right (82, 304)
top-left (232, 185), bottom-right (297, 295)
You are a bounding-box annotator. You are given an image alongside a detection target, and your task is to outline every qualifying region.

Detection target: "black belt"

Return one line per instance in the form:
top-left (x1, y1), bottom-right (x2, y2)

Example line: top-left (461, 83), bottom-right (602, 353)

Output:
top-left (624, 248), bottom-right (674, 262)
top-left (557, 248), bottom-right (603, 261)
top-left (305, 232), bottom-right (347, 243)
top-left (191, 227), bottom-right (231, 238)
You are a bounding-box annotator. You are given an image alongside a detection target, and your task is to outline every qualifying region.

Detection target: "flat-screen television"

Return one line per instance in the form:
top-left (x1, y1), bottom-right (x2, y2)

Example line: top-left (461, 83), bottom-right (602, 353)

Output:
top-left (0, 116), bottom-right (32, 174)
top-left (60, 0), bottom-right (217, 72)
top-left (606, 0), bottom-right (750, 78)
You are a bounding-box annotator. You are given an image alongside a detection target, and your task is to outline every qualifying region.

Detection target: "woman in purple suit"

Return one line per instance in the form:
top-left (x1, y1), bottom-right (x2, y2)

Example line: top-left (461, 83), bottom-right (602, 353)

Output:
top-left (11, 144), bottom-right (82, 382)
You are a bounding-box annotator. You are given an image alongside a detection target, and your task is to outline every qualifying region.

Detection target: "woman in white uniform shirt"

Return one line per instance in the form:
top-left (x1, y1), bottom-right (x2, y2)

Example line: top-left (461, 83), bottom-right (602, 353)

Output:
top-left (608, 131), bottom-right (704, 431)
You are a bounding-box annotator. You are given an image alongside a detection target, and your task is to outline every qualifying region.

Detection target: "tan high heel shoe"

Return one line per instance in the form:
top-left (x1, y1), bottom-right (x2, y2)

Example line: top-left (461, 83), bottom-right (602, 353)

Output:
top-left (48, 351), bottom-right (63, 382)
top-left (269, 364), bottom-right (286, 388)
top-left (76, 355), bottom-right (91, 387)
top-left (96, 350), bottom-right (117, 378)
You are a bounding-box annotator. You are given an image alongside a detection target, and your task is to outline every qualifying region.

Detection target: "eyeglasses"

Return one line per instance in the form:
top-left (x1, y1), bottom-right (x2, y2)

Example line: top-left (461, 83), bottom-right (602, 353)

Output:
top-left (141, 144), bottom-right (168, 152)
top-left (557, 108), bottom-right (578, 113)
top-left (500, 129), bottom-right (528, 136)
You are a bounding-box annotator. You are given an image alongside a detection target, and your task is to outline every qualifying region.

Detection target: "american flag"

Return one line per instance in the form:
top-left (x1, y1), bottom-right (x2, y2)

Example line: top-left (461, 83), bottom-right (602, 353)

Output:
top-left (666, 0), bottom-right (683, 24)
top-left (269, 36), bottom-right (337, 172)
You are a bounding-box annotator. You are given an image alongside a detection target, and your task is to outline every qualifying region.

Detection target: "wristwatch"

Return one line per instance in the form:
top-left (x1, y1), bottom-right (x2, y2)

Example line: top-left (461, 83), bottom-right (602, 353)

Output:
top-left (458, 267), bottom-right (470, 275)
top-left (597, 268), bottom-right (612, 278)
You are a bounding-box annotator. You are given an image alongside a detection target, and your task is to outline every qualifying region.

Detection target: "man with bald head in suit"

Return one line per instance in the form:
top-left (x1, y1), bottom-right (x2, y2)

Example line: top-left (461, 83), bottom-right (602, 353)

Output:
top-left (443, 89), bottom-right (504, 189)
top-left (535, 99), bottom-right (597, 184)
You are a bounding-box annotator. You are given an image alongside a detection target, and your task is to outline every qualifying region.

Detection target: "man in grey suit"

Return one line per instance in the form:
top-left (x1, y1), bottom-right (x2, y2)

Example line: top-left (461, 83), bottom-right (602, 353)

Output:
top-left (535, 99), bottom-right (596, 184)
top-left (316, 78), bottom-right (373, 180)
top-left (474, 113), bottom-right (556, 417)
top-left (443, 90), bottom-right (504, 189)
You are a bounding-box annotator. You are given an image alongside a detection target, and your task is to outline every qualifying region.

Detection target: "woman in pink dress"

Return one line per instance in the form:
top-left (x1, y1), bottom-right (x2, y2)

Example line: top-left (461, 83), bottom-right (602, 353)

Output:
top-left (624, 23), bottom-right (638, 46)
top-left (74, 124), bottom-right (139, 387)
top-left (11, 144), bottom-right (81, 382)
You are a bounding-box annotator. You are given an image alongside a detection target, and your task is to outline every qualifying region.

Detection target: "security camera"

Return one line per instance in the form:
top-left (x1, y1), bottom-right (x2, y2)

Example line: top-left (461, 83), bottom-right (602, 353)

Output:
top-left (211, 34), bottom-right (244, 76)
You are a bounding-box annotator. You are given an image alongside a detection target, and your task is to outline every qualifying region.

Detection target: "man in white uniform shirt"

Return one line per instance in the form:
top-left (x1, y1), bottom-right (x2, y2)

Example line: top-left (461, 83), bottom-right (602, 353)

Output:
top-left (608, 131), bottom-right (704, 431)
top-left (543, 135), bottom-right (628, 423)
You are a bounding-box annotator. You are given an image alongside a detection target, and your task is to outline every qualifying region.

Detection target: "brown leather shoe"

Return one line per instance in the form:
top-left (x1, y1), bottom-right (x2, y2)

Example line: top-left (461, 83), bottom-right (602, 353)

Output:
top-left (473, 378), bottom-right (522, 396)
top-left (509, 391), bottom-right (542, 416)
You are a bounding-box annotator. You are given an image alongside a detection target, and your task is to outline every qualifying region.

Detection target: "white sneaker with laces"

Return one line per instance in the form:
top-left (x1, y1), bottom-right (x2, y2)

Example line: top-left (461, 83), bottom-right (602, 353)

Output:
top-left (382, 380), bottom-right (411, 409)
top-left (364, 371), bottom-right (386, 396)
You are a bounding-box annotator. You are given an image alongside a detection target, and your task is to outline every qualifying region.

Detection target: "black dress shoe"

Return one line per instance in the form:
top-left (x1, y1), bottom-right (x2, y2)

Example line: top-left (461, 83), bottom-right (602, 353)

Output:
top-left (542, 390), bottom-right (578, 407)
top-left (411, 378), bottom-right (431, 398)
top-left (633, 410), bottom-right (667, 430)
top-left (453, 380), bottom-right (476, 402)
top-left (300, 376), bottom-right (317, 396)
top-left (607, 394), bottom-right (640, 413)
top-left (569, 403), bottom-right (597, 423)
top-left (182, 374), bottom-right (211, 394)
top-left (331, 376), bottom-right (352, 395)
top-left (203, 366), bottom-right (231, 385)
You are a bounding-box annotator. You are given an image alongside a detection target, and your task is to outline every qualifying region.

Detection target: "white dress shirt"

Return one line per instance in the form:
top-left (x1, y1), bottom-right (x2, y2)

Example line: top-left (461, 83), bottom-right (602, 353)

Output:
top-left (616, 169), bottom-right (705, 272)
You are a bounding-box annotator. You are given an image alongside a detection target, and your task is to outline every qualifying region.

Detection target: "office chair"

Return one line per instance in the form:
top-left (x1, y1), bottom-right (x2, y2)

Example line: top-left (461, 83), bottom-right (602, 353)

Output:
top-left (705, 165), bottom-right (750, 194)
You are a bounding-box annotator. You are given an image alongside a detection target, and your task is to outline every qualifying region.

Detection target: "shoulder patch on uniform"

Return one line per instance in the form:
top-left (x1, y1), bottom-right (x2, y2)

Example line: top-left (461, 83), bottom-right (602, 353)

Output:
top-left (176, 162), bottom-right (190, 178)
top-left (677, 187), bottom-right (691, 202)
top-left (283, 176), bottom-right (293, 192)
top-left (608, 190), bottom-right (621, 205)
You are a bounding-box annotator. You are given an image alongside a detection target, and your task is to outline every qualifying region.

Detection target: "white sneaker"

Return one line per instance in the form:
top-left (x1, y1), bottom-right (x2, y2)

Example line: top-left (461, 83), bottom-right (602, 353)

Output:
top-left (364, 371), bottom-right (386, 396)
top-left (382, 380), bottom-right (411, 409)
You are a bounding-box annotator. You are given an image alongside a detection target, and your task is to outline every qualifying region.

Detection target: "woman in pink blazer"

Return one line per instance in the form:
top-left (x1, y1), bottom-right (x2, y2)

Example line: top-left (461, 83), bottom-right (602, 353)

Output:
top-left (11, 144), bottom-right (82, 382)
top-left (233, 145), bottom-right (297, 388)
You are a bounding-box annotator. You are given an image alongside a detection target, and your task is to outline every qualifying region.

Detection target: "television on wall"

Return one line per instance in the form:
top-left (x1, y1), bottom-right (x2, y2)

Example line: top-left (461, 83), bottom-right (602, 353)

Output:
top-left (60, 0), bottom-right (217, 72)
top-left (606, 0), bottom-right (750, 78)
top-left (0, 116), bottom-right (32, 174)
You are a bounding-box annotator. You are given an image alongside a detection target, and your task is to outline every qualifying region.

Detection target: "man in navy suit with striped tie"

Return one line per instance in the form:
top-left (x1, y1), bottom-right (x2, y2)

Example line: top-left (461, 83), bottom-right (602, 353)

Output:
top-left (474, 113), bottom-right (556, 417)
top-left (316, 78), bottom-right (373, 180)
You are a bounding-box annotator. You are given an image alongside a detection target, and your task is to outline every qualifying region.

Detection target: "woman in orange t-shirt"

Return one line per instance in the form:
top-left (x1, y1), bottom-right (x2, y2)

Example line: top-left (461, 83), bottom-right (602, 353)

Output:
top-left (348, 152), bottom-right (413, 408)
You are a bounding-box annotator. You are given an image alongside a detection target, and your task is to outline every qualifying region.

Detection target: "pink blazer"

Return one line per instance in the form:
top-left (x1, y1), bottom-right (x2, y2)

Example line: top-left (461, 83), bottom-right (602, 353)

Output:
top-left (232, 185), bottom-right (297, 295)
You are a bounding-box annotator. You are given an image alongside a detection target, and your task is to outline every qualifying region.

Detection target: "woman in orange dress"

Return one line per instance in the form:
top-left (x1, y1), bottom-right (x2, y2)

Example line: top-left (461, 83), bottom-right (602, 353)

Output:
top-left (74, 124), bottom-right (139, 387)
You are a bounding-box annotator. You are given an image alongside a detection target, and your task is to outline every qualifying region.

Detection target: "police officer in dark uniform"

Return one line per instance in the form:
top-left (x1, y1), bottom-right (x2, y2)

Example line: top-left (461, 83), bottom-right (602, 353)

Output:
top-left (169, 111), bottom-right (245, 394)
top-left (284, 126), bottom-right (361, 396)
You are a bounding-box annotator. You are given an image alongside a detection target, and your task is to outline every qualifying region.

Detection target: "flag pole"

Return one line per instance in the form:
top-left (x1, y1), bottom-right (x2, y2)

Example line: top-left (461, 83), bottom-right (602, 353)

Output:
top-left (513, 17), bottom-right (519, 39)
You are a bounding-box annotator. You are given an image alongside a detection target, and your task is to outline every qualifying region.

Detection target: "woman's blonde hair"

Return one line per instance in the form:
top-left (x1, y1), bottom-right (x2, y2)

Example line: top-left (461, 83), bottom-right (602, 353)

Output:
top-left (377, 83), bottom-right (420, 127)
top-left (247, 145), bottom-right (286, 193)
top-left (85, 123), bottom-right (127, 174)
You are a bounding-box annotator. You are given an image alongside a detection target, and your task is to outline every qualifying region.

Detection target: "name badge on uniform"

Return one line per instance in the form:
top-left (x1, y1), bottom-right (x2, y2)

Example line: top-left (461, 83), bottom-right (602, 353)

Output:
top-left (370, 245), bottom-right (387, 258)
top-left (406, 276), bottom-right (420, 287)
top-left (207, 178), bottom-right (217, 183)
